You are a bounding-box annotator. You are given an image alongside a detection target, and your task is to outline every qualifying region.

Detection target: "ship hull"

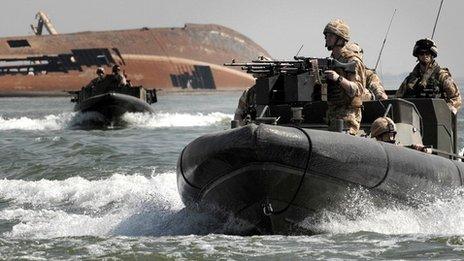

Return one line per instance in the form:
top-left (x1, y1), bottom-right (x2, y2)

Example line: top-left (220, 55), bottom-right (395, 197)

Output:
top-left (0, 24), bottom-right (269, 95)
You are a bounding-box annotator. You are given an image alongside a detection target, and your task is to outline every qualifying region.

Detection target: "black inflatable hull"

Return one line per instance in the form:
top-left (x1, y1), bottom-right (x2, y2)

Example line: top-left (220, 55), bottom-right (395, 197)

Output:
top-left (177, 124), bottom-right (464, 234)
top-left (74, 92), bottom-right (155, 126)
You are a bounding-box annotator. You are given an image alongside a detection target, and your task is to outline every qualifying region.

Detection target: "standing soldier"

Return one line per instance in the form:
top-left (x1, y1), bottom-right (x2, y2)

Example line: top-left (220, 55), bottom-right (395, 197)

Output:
top-left (396, 38), bottom-right (461, 114)
top-left (323, 19), bottom-right (366, 135)
top-left (345, 42), bottom-right (388, 101)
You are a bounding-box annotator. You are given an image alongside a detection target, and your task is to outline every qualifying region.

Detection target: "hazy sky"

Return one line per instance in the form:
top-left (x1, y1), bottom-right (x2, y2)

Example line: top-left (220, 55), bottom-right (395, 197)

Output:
top-left (1, 0), bottom-right (463, 78)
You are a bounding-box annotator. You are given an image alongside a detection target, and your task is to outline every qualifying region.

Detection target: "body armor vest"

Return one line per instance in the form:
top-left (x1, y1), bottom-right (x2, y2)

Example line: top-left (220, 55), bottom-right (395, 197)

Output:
top-left (404, 63), bottom-right (443, 98)
top-left (327, 52), bottom-right (363, 108)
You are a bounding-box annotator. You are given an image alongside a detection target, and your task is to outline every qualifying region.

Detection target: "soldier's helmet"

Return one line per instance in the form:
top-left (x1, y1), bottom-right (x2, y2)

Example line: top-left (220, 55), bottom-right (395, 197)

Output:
top-left (323, 19), bottom-right (350, 41)
top-left (96, 67), bottom-right (105, 75)
top-left (345, 42), bottom-right (364, 59)
top-left (112, 64), bottom-right (121, 73)
top-left (413, 38), bottom-right (438, 58)
top-left (370, 117), bottom-right (397, 139)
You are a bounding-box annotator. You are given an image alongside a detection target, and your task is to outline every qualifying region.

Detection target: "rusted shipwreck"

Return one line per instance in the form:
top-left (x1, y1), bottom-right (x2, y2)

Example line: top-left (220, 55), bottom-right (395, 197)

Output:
top-left (0, 12), bottom-right (270, 95)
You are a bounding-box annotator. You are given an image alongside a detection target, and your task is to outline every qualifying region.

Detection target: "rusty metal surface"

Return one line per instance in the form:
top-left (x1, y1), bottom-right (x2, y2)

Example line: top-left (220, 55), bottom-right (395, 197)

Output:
top-left (0, 24), bottom-right (270, 94)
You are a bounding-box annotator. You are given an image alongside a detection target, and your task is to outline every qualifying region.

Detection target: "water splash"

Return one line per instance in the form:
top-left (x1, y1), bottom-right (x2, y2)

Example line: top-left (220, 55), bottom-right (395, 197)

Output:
top-left (122, 112), bottom-right (232, 128)
top-left (0, 173), bottom-right (232, 239)
top-left (0, 111), bottom-right (232, 131)
top-left (304, 186), bottom-right (464, 236)
top-left (0, 113), bottom-right (75, 131)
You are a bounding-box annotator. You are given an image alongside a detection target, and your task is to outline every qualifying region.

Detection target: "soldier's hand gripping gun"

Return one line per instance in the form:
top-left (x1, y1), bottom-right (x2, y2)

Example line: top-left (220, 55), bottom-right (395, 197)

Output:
top-left (293, 56), bottom-right (356, 85)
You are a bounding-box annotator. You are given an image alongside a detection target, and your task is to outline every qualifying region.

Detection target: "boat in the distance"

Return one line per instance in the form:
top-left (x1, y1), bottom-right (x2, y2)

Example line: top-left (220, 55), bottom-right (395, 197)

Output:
top-left (69, 76), bottom-right (157, 128)
top-left (176, 56), bottom-right (463, 235)
top-left (0, 12), bottom-right (271, 96)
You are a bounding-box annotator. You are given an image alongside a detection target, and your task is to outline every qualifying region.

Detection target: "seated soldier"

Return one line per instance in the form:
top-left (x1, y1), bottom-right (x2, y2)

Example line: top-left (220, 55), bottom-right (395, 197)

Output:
top-left (370, 116), bottom-right (432, 153)
top-left (86, 67), bottom-right (106, 88)
top-left (370, 116), bottom-right (397, 144)
top-left (345, 42), bottom-right (388, 100)
top-left (110, 65), bottom-right (128, 87)
top-left (396, 38), bottom-right (461, 114)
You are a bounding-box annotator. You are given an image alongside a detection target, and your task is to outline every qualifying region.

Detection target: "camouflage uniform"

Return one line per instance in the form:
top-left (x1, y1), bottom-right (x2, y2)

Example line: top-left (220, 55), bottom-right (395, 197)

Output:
top-left (323, 20), bottom-right (366, 135)
top-left (396, 61), bottom-right (461, 113)
top-left (234, 85), bottom-right (256, 123)
top-left (86, 67), bottom-right (106, 89)
top-left (344, 42), bottom-right (387, 101)
top-left (110, 65), bottom-right (128, 87)
top-left (86, 75), bottom-right (105, 88)
top-left (396, 38), bottom-right (461, 114)
top-left (364, 69), bottom-right (388, 100)
top-left (113, 73), bottom-right (127, 86)
top-left (326, 48), bottom-right (366, 135)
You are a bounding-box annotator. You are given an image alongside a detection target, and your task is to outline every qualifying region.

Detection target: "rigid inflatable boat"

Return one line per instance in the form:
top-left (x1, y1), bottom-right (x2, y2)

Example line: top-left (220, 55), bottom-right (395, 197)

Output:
top-left (177, 57), bottom-right (462, 234)
top-left (69, 78), bottom-right (157, 127)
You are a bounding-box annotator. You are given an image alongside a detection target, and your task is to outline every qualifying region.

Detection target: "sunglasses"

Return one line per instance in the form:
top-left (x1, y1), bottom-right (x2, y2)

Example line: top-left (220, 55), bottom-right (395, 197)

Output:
top-left (417, 51), bottom-right (431, 56)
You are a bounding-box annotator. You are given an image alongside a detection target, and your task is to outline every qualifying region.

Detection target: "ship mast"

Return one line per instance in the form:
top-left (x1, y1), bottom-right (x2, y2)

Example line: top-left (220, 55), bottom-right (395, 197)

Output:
top-left (30, 11), bottom-right (59, 35)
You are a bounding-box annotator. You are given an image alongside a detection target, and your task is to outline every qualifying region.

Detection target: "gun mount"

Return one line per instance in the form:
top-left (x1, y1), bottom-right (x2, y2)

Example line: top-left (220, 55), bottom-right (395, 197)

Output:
top-left (225, 56), bottom-right (356, 107)
top-left (227, 56), bottom-right (457, 154)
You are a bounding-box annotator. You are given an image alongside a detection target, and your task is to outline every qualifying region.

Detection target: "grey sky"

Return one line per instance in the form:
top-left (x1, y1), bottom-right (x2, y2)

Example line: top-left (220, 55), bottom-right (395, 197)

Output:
top-left (1, 0), bottom-right (463, 78)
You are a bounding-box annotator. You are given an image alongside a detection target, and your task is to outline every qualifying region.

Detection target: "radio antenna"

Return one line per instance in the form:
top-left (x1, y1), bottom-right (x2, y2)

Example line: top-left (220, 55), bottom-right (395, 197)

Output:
top-left (431, 0), bottom-right (445, 39)
top-left (374, 9), bottom-right (397, 71)
top-left (295, 44), bottom-right (304, 57)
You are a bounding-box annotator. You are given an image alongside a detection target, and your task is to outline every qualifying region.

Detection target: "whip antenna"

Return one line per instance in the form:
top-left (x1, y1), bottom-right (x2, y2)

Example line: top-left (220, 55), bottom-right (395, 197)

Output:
top-left (295, 44), bottom-right (304, 57)
top-left (374, 9), bottom-right (397, 71)
top-left (431, 0), bottom-right (445, 39)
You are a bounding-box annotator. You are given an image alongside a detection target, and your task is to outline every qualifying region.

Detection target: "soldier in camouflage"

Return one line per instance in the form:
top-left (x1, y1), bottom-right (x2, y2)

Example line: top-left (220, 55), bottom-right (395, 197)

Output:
top-left (234, 56), bottom-right (272, 124)
top-left (110, 65), bottom-right (128, 87)
top-left (396, 38), bottom-right (461, 114)
top-left (345, 42), bottom-right (388, 101)
top-left (371, 116), bottom-right (432, 153)
top-left (86, 67), bottom-right (106, 89)
top-left (323, 19), bottom-right (366, 135)
top-left (370, 116), bottom-right (397, 143)
top-left (234, 85), bottom-right (256, 124)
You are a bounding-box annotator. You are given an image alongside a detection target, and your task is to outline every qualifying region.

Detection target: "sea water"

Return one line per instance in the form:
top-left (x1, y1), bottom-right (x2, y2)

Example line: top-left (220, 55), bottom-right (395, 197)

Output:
top-left (1, 92), bottom-right (464, 259)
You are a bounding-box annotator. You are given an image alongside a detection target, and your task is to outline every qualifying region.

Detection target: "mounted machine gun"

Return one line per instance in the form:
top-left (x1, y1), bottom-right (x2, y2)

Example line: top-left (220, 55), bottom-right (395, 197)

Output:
top-left (225, 56), bottom-right (356, 125)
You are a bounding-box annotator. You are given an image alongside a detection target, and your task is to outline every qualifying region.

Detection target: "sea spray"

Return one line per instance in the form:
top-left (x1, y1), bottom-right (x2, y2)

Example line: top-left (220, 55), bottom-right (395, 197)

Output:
top-left (0, 113), bottom-right (75, 131)
top-left (122, 112), bottom-right (232, 128)
top-left (304, 186), bottom-right (464, 235)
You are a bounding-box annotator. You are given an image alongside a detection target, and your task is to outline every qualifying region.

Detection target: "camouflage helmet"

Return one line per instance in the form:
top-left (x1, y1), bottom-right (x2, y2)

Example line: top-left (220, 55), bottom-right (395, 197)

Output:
top-left (370, 117), bottom-right (397, 138)
top-left (345, 42), bottom-right (364, 59)
top-left (96, 67), bottom-right (105, 74)
top-left (323, 19), bottom-right (350, 41)
top-left (413, 38), bottom-right (438, 58)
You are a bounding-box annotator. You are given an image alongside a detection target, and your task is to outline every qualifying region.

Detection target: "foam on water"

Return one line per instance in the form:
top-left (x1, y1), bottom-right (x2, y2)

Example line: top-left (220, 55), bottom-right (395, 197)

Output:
top-left (0, 112), bottom-right (232, 131)
top-left (0, 173), bottom-right (209, 238)
top-left (307, 186), bottom-right (464, 236)
top-left (122, 112), bottom-right (232, 128)
top-left (0, 113), bottom-right (75, 131)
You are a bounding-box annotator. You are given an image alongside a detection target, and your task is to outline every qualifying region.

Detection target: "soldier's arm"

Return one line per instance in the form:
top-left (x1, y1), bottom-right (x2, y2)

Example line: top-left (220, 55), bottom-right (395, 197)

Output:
top-left (395, 78), bottom-right (409, 97)
top-left (439, 69), bottom-right (461, 113)
top-left (369, 73), bottom-right (388, 100)
top-left (341, 58), bottom-right (365, 98)
top-left (234, 90), bottom-right (248, 121)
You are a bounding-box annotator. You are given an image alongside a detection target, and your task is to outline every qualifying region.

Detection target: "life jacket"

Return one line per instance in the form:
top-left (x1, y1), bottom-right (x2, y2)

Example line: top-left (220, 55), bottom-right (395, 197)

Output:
top-left (327, 49), bottom-right (363, 108)
top-left (404, 62), bottom-right (443, 98)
